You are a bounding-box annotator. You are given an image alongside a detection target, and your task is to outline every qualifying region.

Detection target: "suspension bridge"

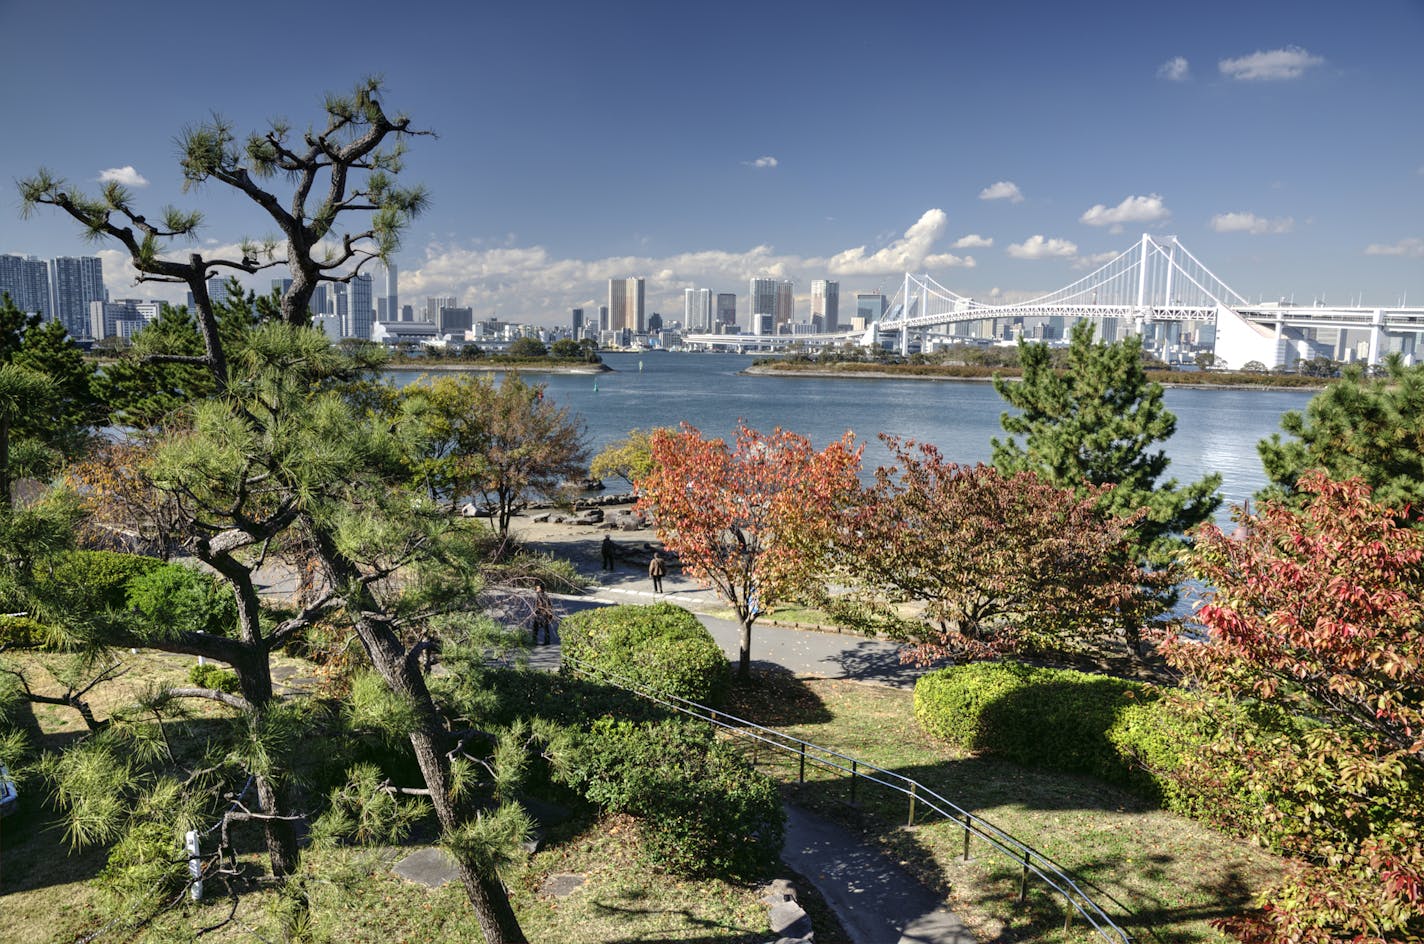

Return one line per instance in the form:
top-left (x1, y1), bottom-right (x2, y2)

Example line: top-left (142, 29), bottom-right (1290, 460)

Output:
top-left (682, 234), bottom-right (1424, 370)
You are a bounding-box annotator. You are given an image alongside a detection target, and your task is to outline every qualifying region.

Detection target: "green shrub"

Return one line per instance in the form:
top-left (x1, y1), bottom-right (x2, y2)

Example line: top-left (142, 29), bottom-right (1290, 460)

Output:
top-left (559, 602), bottom-right (728, 706)
top-left (127, 563), bottom-right (237, 640)
top-left (561, 717), bottom-right (783, 877)
top-left (0, 614), bottom-right (52, 650)
top-left (914, 661), bottom-right (1161, 786)
top-left (35, 550), bottom-right (164, 613)
top-left (187, 662), bottom-right (241, 694)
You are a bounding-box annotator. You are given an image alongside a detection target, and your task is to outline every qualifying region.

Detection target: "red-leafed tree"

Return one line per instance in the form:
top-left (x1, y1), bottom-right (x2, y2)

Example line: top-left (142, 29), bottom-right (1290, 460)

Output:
top-left (1164, 471), bottom-right (1424, 944)
top-left (636, 423), bottom-right (861, 679)
top-left (825, 436), bottom-right (1162, 665)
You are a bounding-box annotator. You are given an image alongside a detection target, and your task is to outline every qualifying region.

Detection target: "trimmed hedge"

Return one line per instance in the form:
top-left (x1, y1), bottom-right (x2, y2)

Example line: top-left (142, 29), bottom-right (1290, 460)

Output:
top-left (0, 615), bottom-right (51, 650)
top-left (188, 663), bottom-right (241, 694)
top-left (561, 716), bottom-right (784, 877)
top-left (35, 550), bottom-right (165, 612)
top-left (559, 602), bottom-right (729, 706)
top-left (914, 661), bottom-right (1161, 787)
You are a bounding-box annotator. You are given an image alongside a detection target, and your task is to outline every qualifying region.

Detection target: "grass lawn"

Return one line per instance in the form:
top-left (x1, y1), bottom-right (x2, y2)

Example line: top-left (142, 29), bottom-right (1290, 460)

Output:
top-left (724, 673), bottom-right (1287, 944)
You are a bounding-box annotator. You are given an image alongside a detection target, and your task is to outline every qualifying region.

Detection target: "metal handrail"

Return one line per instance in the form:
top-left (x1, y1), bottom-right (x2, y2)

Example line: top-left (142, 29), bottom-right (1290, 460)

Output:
top-left (563, 654), bottom-right (1133, 944)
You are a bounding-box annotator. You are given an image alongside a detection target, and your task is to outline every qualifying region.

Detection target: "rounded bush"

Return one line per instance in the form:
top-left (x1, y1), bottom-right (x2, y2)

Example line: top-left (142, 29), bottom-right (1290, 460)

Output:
top-left (562, 717), bottom-right (784, 878)
top-left (0, 615), bottom-right (52, 650)
top-left (35, 550), bottom-right (164, 613)
top-left (560, 602), bottom-right (728, 706)
top-left (187, 663), bottom-right (241, 694)
top-left (914, 661), bottom-right (1160, 785)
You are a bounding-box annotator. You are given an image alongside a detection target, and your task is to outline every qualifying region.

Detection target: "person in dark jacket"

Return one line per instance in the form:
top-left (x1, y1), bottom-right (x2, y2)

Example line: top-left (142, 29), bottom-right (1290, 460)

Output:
top-left (648, 552), bottom-right (666, 593)
top-left (601, 535), bottom-right (616, 570)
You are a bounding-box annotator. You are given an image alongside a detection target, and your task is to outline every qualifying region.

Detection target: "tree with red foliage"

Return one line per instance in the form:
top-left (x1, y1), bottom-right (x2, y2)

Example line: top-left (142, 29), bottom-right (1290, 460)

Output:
top-left (1165, 471), bottom-right (1424, 944)
top-left (825, 436), bottom-right (1162, 665)
top-left (636, 423), bottom-right (861, 679)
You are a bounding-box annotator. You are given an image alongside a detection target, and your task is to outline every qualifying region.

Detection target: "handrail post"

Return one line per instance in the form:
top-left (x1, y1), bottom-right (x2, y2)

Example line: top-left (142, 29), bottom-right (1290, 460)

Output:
top-left (1064, 894), bottom-right (1074, 932)
top-left (798, 743), bottom-right (806, 783)
top-left (850, 760), bottom-right (858, 805)
top-left (1018, 850), bottom-right (1030, 902)
top-left (962, 813), bottom-right (971, 861)
top-left (907, 782), bottom-right (917, 826)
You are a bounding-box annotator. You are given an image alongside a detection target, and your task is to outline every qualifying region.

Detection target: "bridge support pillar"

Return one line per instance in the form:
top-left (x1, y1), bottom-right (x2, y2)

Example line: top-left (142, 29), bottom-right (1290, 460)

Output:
top-left (1368, 308), bottom-right (1385, 366)
top-left (900, 323), bottom-right (909, 357)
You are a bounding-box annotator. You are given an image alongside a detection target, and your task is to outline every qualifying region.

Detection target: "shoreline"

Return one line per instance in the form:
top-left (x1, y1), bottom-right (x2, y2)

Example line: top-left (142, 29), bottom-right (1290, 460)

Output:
top-left (385, 361), bottom-right (613, 375)
top-left (741, 363), bottom-right (1327, 392)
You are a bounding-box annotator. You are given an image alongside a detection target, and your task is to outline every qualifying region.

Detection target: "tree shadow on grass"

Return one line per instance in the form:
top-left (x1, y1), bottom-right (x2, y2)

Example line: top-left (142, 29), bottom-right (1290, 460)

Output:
top-left (723, 664), bottom-right (833, 727)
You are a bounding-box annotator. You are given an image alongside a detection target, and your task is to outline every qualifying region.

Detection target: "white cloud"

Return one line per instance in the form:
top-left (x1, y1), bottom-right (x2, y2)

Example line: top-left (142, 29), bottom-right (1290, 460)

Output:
top-left (1006, 235), bottom-right (1078, 260)
top-left (953, 233), bottom-right (993, 249)
top-left (1364, 237), bottom-right (1424, 258)
top-left (1072, 251), bottom-right (1121, 270)
top-left (744, 156), bottom-right (778, 168)
top-left (1218, 46), bottom-right (1324, 81)
top-left (825, 209), bottom-right (973, 275)
top-left (1158, 56), bottom-right (1190, 81)
top-left (1079, 194), bottom-right (1170, 228)
top-left (979, 181), bottom-right (1024, 203)
top-left (98, 166), bottom-right (149, 187)
top-left (1210, 212), bottom-right (1295, 235)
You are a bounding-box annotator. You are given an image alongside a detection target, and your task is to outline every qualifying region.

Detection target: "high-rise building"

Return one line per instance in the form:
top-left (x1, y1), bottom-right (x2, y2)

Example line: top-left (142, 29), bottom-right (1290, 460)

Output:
top-left (349, 273), bottom-right (373, 340)
top-left (856, 292), bottom-right (887, 323)
top-left (716, 293), bottom-right (737, 330)
top-left (683, 288), bottom-right (712, 332)
top-left (0, 254), bottom-right (54, 320)
top-left (90, 299), bottom-right (143, 340)
top-left (607, 277), bottom-right (644, 332)
top-left (384, 262), bottom-right (399, 321)
top-left (206, 277), bottom-right (231, 309)
top-left (311, 285), bottom-right (328, 319)
top-left (52, 256), bottom-right (105, 339)
top-left (425, 296), bottom-right (456, 324)
top-left (571, 308), bottom-right (585, 333)
top-left (437, 305), bottom-right (473, 336)
top-left (598, 306), bottom-right (610, 332)
top-left (400, 304), bottom-right (414, 321)
top-left (811, 280), bottom-right (839, 332)
top-left (775, 281), bottom-right (795, 329)
top-left (749, 278), bottom-right (777, 335)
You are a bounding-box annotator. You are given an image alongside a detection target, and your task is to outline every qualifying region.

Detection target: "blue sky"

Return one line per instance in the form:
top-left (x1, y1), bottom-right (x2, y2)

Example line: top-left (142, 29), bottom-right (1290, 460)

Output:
top-left (2, 0), bottom-right (1421, 325)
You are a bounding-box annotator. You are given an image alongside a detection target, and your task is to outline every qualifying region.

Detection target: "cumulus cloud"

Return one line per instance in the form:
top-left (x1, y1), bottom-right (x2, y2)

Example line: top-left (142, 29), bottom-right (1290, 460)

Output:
top-left (1006, 235), bottom-right (1078, 260)
top-left (744, 156), bottom-right (778, 168)
top-left (824, 209), bottom-right (975, 275)
top-left (1079, 194), bottom-right (1170, 229)
top-left (1219, 46), bottom-right (1324, 81)
top-left (1210, 212), bottom-right (1295, 235)
top-left (953, 233), bottom-right (993, 249)
top-left (1364, 237), bottom-right (1424, 258)
top-left (98, 166), bottom-right (149, 187)
top-left (1158, 56), bottom-right (1190, 81)
top-left (1072, 251), bottom-right (1122, 270)
top-left (979, 181), bottom-right (1024, 203)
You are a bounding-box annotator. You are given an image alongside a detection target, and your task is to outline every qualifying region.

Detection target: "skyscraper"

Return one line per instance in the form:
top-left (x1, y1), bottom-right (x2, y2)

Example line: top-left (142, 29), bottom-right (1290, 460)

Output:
top-left (749, 278), bottom-right (777, 336)
top-left (206, 277), bottom-right (231, 309)
top-left (608, 277), bottom-right (645, 332)
top-left (384, 262), bottom-right (400, 321)
top-left (775, 281), bottom-right (795, 329)
top-left (571, 307), bottom-right (585, 334)
top-left (856, 293), bottom-right (887, 323)
top-left (716, 293), bottom-right (737, 331)
top-left (0, 254), bottom-right (54, 320)
top-left (683, 288), bottom-right (712, 331)
top-left (811, 280), bottom-right (839, 332)
top-left (425, 296), bottom-right (456, 324)
top-left (52, 256), bottom-right (105, 339)
top-left (349, 273), bottom-right (373, 340)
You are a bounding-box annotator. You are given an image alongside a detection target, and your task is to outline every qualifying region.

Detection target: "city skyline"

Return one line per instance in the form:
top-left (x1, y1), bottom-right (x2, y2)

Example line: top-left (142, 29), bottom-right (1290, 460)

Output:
top-left (1, 0), bottom-right (1421, 328)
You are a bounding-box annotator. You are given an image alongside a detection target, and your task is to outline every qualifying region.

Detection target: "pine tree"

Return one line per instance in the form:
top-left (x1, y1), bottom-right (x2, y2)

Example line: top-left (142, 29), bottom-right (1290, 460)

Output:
top-left (992, 320), bottom-right (1221, 567)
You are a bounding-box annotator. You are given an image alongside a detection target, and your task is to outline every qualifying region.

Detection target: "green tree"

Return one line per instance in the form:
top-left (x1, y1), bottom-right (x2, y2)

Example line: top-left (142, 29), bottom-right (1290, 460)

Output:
top-left (23, 82), bottom-right (527, 942)
top-left (0, 292), bottom-right (40, 363)
top-left (1257, 353), bottom-right (1424, 510)
top-left (506, 336), bottom-right (547, 359)
top-left (402, 372), bottom-right (588, 541)
top-left (95, 305), bottom-right (217, 428)
top-left (992, 320), bottom-right (1221, 566)
top-left (548, 337), bottom-right (582, 359)
top-left (0, 364), bottom-right (55, 508)
top-left (589, 427), bottom-right (658, 487)
top-left (13, 317), bottom-right (100, 459)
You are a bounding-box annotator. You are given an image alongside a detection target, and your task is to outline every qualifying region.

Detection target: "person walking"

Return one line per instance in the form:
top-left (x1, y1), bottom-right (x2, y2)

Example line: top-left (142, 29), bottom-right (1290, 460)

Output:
top-left (531, 583), bottom-right (555, 645)
top-left (601, 535), bottom-right (616, 570)
top-left (648, 552), bottom-right (666, 593)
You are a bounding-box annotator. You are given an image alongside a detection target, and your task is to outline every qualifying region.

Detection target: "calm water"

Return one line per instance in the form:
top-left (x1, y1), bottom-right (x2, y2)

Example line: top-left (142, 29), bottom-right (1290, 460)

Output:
top-left (390, 351), bottom-right (1316, 523)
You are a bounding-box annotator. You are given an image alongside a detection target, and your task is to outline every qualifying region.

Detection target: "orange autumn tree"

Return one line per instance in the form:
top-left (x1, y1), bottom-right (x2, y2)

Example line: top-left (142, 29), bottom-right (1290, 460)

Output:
top-left (636, 423), bottom-right (861, 679)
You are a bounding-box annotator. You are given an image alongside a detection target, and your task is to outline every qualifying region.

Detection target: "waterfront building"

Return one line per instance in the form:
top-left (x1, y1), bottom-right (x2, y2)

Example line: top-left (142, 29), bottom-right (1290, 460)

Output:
top-left (608, 277), bottom-right (645, 333)
top-left (89, 298), bottom-right (143, 340)
top-left (856, 292), bottom-right (886, 323)
top-left (683, 288), bottom-right (712, 331)
top-left (425, 296), bottom-right (456, 324)
top-left (349, 273), bottom-right (373, 340)
top-left (0, 254), bottom-right (54, 320)
top-left (750, 278), bottom-right (777, 336)
top-left (571, 307), bottom-right (585, 333)
top-left (716, 293), bottom-right (737, 330)
top-left (598, 305), bottom-right (610, 332)
top-left (775, 281), bottom-right (795, 330)
top-left (811, 280), bottom-right (839, 332)
top-left (437, 305), bottom-right (474, 336)
top-left (52, 256), bottom-right (106, 339)
top-left (384, 262), bottom-right (399, 321)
